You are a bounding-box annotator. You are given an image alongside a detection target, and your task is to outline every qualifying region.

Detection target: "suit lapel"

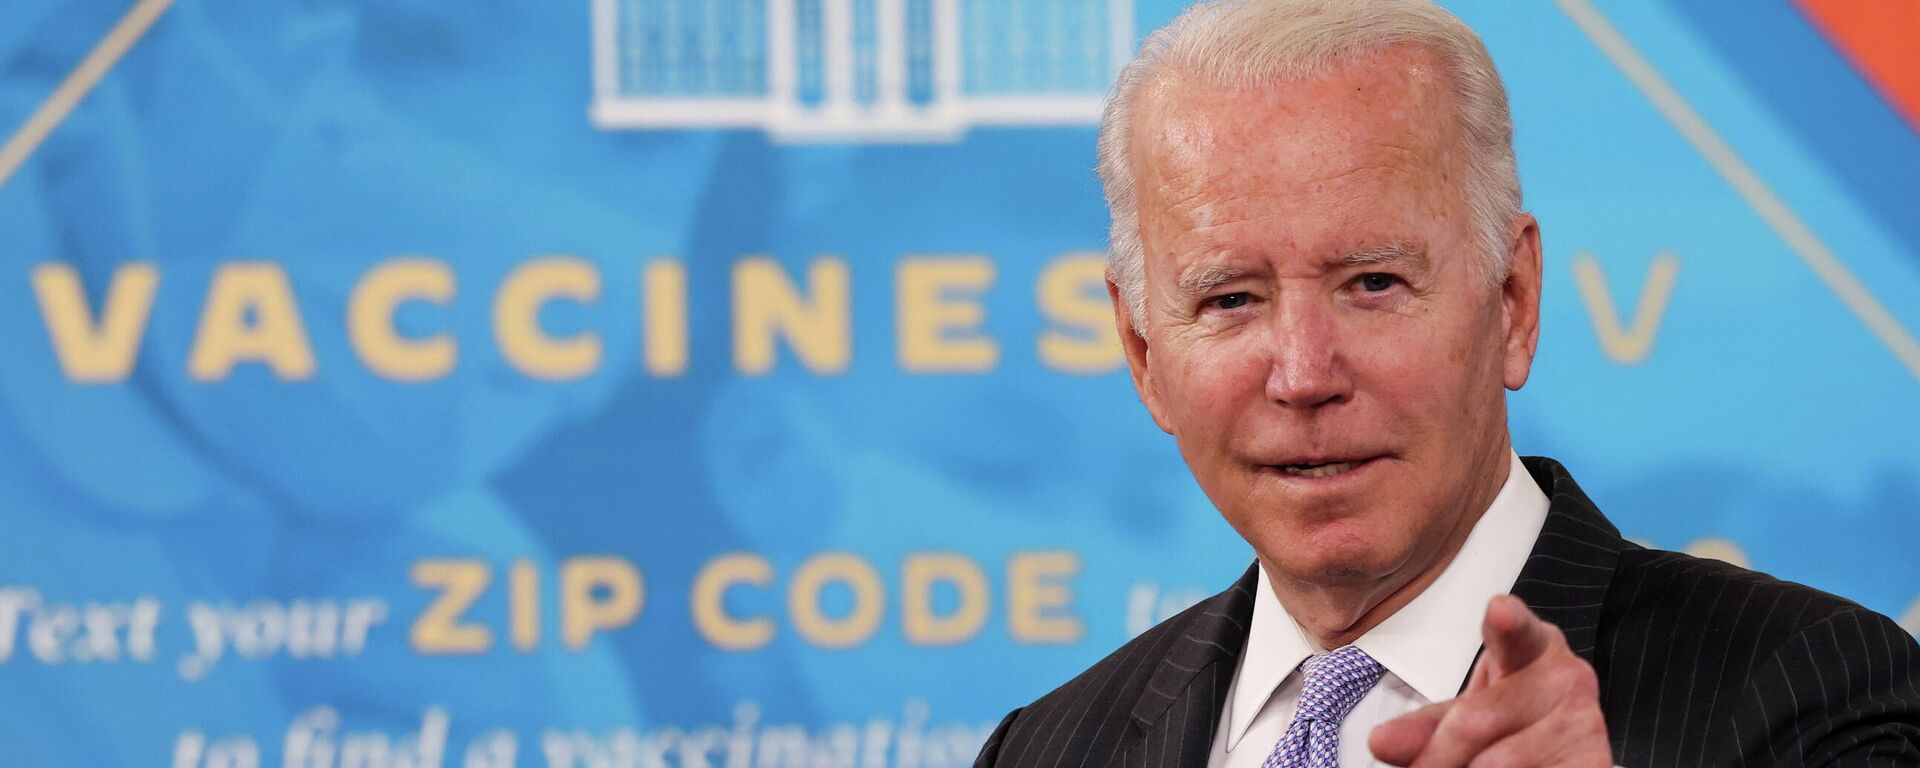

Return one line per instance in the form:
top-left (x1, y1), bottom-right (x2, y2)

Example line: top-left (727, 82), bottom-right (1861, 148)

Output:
top-left (1118, 564), bottom-right (1259, 768)
top-left (1510, 456), bottom-right (1629, 663)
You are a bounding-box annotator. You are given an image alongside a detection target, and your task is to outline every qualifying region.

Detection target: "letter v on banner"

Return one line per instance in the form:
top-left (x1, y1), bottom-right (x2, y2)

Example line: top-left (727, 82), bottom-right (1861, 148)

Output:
top-left (1572, 251), bottom-right (1680, 365)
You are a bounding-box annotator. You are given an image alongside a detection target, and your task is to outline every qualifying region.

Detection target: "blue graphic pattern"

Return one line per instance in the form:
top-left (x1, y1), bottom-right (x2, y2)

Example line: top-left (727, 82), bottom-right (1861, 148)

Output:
top-left (0, 1), bottom-right (1914, 765)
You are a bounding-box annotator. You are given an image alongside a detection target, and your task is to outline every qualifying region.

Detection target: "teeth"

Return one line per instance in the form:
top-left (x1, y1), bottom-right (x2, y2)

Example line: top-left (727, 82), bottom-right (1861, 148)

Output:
top-left (1281, 461), bottom-right (1358, 478)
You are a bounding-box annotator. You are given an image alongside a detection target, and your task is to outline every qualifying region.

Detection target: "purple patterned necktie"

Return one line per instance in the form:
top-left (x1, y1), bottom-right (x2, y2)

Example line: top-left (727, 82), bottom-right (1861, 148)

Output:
top-left (1261, 646), bottom-right (1387, 768)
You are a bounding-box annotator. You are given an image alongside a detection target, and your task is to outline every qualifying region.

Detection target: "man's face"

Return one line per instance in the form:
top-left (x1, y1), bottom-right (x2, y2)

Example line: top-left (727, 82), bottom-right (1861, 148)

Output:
top-left (1118, 46), bottom-right (1541, 594)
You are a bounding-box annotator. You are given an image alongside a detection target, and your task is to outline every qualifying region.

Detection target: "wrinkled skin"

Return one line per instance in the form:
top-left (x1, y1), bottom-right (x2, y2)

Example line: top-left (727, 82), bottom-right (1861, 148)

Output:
top-left (1114, 44), bottom-right (1539, 646)
top-left (1110, 44), bottom-right (1607, 765)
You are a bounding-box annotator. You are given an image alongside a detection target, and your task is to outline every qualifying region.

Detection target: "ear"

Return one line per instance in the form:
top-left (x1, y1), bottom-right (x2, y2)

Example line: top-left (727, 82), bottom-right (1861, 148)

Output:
top-left (1499, 213), bottom-right (1544, 391)
top-left (1107, 277), bottom-right (1175, 434)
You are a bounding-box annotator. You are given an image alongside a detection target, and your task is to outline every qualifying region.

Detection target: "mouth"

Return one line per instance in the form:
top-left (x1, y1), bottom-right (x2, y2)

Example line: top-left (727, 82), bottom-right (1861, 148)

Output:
top-left (1262, 456), bottom-right (1384, 480)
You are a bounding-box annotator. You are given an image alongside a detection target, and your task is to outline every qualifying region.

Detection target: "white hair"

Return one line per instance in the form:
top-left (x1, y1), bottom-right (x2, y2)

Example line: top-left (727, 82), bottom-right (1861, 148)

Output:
top-left (1096, 0), bottom-right (1523, 333)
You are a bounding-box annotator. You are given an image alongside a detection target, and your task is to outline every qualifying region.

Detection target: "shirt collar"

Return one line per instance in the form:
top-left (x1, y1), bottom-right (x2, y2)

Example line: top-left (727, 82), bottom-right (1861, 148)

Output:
top-left (1223, 449), bottom-right (1551, 751)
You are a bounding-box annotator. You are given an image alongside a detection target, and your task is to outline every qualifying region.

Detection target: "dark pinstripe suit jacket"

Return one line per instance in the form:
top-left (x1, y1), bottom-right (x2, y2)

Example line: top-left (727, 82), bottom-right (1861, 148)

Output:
top-left (975, 457), bottom-right (1920, 767)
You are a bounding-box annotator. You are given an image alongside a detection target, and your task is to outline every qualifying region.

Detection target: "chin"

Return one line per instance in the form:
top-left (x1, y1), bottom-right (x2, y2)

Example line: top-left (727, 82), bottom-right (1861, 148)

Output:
top-left (1272, 529), bottom-right (1401, 588)
top-left (1222, 485), bottom-right (1409, 586)
top-left (1289, 552), bottom-right (1393, 587)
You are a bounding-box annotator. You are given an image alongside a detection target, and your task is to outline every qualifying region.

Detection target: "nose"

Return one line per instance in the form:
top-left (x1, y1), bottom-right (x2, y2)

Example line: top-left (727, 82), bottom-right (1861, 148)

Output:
top-left (1262, 297), bottom-right (1353, 409)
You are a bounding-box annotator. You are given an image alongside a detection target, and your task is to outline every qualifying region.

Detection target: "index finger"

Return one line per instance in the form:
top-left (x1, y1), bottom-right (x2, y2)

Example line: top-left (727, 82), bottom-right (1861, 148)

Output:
top-left (1482, 594), bottom-right (1555, 680)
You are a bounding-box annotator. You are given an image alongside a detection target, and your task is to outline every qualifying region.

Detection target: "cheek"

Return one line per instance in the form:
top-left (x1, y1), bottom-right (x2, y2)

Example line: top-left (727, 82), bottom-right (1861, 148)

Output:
top-left (1350, 312), bottom-right (1443, 375)
top-left (1156, 334), bottom-right (1272, 437)
top-left (1348, 305), bottom-right (1505, 431)
top-left (1346, 317), bottom-right (1465, 407)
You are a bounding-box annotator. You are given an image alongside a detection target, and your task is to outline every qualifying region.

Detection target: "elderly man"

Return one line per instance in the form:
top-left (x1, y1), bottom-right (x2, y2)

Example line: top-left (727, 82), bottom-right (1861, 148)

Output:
top-left (972, 1), bottom-right (1920, 766)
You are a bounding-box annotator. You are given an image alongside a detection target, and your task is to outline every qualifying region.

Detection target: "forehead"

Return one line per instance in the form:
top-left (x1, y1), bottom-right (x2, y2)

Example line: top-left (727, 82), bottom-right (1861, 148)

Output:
top-left (1131, 45), bottom-right (1463, 211)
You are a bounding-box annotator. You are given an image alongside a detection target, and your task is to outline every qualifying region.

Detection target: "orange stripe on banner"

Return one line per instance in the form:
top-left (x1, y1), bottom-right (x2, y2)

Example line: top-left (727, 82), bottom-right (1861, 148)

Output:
top-left (1794, 0), bottom-right (1920, 134)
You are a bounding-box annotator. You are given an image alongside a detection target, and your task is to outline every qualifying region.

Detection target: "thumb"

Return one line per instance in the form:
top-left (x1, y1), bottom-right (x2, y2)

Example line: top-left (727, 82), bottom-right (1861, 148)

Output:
top-left (1369, 700), bottom-right (1448, 766)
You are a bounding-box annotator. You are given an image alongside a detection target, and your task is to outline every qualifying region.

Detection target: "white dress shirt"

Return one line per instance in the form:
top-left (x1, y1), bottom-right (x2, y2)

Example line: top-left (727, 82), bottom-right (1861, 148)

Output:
top-left (1206, 450), bottom-right (1551, 768)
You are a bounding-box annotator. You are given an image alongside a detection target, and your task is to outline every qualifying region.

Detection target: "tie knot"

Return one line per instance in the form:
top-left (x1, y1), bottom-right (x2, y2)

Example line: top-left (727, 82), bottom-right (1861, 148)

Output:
top-left (1295, 646), bottom-right (1385, 723)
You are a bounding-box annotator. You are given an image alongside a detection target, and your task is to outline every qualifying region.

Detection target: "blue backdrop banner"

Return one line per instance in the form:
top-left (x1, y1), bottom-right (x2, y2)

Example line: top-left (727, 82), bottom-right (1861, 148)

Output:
top-left (1, 0), bottom-right (1917, 765)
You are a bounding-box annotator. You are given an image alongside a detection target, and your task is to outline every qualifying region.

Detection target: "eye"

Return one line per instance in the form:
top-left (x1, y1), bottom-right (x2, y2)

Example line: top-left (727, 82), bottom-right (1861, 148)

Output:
top-left (1356, 273), bottom-right (1400, 293)
top-left (1208, 292), bottom-right (1252, 310)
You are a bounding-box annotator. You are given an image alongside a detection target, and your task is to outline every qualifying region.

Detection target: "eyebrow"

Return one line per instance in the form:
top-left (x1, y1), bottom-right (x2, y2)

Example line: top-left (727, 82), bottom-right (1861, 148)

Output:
top-left (1172, 242), bottom-right (1430, 296)
top-left (1175, 264), bottom-right (1251, 296)
top-left (1340, 242), bottom-right (1429, 270)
